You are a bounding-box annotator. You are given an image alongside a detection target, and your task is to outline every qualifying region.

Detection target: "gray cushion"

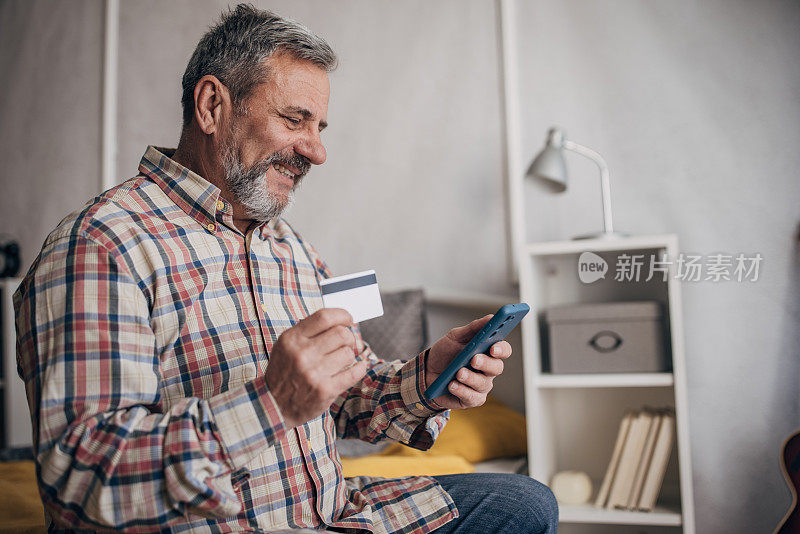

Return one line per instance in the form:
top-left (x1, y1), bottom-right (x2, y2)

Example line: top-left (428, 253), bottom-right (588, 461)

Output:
top-left (337, 288), bottom-right (428, 458)
top-left (358, 288), bottom-right (428, 361)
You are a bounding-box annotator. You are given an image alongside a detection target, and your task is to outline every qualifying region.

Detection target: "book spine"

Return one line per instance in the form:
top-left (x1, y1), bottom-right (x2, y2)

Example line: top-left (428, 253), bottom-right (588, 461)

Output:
top-left (594, 412), bottom-right (634, 508)
top-left (609, 411), bottom-right (653, 509)
top-left (628, 412), bottom-right (663, 509)
top-left (637, 412), bottom-right (676, 511)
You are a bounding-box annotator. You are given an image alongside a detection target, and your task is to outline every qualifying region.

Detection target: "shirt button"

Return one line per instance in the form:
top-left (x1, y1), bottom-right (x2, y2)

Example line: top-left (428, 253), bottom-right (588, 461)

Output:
top-left (216, 200), bottom-right (224, 210)
top-left (206, 223), bottom-right (216, 232)
top-left (261, 302), bottom-right (268, 312)
top-left (415, 402), bottom-right (424, 410)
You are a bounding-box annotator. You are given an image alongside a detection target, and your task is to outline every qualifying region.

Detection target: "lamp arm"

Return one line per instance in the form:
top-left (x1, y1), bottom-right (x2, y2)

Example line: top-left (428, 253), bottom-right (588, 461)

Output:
top-left (562, 139), bottom-right (615, 235)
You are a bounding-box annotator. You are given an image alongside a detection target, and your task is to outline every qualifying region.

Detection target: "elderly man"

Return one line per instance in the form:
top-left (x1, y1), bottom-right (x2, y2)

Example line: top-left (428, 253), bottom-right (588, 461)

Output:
top-left (15, 5), bottom-right (556, 533)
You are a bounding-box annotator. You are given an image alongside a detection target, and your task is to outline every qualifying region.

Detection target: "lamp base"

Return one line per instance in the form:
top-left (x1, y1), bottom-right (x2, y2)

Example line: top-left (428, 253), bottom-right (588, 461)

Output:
top-left (572, 231), bottom-right (630, 241)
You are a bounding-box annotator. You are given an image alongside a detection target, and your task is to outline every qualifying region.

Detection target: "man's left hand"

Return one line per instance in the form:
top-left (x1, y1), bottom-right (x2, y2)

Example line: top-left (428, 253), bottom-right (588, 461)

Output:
top-left (425, 315), bottom-right (512, 410)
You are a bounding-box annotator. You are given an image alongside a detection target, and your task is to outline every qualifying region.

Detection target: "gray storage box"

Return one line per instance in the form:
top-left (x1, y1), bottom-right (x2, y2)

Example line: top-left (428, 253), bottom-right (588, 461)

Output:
top-left (544, 301), bottom-right (668, 374)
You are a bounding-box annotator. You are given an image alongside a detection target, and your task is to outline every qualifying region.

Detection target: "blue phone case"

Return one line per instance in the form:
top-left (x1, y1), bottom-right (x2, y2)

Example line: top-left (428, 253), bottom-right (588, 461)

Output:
top-left (424, 303), bottom-right (530, 401)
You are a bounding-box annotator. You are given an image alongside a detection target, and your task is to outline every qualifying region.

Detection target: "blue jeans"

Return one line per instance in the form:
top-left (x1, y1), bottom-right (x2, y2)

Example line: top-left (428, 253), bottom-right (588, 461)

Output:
top-left (432, 473), bottom-right (558, 533)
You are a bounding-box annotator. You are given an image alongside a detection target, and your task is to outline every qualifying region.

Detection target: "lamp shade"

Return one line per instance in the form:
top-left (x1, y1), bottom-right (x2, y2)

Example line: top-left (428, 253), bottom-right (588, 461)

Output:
top-left (525, 126), bottom-right (625, 239)
top-left (526, 128), bottom-right (568, 193)
top-left (527, 146), bottom-right (567, 192)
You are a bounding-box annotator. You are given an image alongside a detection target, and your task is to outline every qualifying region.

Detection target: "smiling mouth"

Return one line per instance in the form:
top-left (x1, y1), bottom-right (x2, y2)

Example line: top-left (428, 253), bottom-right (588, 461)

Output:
top-left (273, 162), bottom-right (297, 180)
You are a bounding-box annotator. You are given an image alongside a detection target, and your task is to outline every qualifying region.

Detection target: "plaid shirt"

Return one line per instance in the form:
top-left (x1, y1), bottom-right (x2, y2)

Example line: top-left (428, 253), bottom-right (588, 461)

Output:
top-left (14, 146), bottom-right (456, 533)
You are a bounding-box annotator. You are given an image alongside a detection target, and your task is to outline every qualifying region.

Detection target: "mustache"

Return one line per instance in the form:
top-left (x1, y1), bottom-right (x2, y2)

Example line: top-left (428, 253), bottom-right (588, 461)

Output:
top-left (261, 152), bottom-right (311, 179)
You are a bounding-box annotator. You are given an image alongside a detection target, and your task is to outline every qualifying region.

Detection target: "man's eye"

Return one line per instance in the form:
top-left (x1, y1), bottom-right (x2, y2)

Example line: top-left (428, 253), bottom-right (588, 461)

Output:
top-left (284, 116), bottom-right (301, 125)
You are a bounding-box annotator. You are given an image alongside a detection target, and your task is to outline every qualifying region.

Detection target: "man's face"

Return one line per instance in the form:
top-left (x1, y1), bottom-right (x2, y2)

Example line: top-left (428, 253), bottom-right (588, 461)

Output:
top-left (220, 52), bottom-right (330, 222)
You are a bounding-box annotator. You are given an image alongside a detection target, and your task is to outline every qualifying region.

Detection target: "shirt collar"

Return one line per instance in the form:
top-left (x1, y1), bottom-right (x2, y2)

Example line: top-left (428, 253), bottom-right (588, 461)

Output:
top-left (138, 146), bottom-right (231, 232)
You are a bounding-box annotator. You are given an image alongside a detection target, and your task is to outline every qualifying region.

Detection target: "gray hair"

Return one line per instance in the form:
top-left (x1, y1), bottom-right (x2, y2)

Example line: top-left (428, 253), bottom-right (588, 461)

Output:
top-left (180, 3), bottom-right (337, 128)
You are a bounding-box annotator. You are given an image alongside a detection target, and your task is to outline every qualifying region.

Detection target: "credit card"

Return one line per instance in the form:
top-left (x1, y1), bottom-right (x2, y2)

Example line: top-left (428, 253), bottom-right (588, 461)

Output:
top-left (320, 269), bottom-right (384, 323)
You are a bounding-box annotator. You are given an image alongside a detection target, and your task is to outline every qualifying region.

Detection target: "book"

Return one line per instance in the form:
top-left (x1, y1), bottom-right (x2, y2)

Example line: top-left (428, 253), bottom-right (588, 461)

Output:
top-left (608, 410), bottom-right (654, 509)
top-left (637, 411), bottom-right (676, 511)
top-left (627, 411), bottom-right (663, 509)
top-left (594, 411), bottom-right (634, 508)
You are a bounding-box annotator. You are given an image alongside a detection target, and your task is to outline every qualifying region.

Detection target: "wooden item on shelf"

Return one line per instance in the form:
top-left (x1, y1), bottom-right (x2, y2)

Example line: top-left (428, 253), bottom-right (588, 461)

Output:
top-left (628, 411), bottom-right (664, 509)
top-left (638, 411), bottom-right (676, 511)
top-left (595, 411), bottom-right (634, 507)
top-left (608, 410), bottom-right (654, 509)
top-left (595, 408), bottom-right (675, 513)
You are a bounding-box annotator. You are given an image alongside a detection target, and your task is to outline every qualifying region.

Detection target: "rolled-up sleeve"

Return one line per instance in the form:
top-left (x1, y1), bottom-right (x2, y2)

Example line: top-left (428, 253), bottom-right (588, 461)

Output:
top-left (329, 340), bottom-right (450, 451)
top-left (14, 232), bottom-right (286, 531)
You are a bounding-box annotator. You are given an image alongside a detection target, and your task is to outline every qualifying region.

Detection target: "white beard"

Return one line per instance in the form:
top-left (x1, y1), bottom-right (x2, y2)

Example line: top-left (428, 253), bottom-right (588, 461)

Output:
top-left (221, 145), bottom-right (297, 223)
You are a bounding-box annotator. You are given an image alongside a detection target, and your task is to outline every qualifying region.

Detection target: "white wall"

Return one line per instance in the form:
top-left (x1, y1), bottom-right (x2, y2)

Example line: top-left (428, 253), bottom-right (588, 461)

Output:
top-left (0, 0), bottom-right (103, 271)
top-left (517, 2), bottom-right (800, 531)
top-left (1, 1), bottom-right (798, 532)
top-left (117, 0), bottom-right (511, 297)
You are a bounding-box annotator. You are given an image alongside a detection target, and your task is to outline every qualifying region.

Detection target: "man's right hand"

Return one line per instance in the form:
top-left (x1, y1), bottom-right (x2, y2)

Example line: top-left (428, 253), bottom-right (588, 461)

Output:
top-left (264, 308), bottom-right (369, 428)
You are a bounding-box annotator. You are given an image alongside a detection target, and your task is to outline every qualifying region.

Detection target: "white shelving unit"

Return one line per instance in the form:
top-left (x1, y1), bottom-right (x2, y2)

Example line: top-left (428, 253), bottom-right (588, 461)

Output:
top-left (0, 277), bottom-right (31, 449)
top-left (494, 4), bottom-right (694, 530)
top-left (517, 235), bottom-right (695, 533)
top-left (535, 372), bottom-right (675, 389)
top-left (558, 504), bottom-right (683, 526)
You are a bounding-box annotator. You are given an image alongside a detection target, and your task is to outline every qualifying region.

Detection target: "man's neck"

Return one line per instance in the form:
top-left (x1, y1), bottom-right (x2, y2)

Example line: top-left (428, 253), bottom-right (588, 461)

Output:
top-left (172, 131), bottom-right (219, 187)
top-left (172, 131), bottom-right (256, 236)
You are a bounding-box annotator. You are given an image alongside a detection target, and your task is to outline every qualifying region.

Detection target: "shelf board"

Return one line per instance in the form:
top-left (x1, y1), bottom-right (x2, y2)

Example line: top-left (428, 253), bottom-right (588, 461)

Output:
top-left (526, 234), bottom-right (676, 257)
top-left (558, 504), bottom-right (682, 526)
top-left (536, 373), bottom-right (674, 388)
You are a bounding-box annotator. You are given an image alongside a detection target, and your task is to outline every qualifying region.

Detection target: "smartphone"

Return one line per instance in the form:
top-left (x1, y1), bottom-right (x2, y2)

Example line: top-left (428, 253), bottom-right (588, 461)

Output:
top-left (424, 303), bottom-right (530, 401)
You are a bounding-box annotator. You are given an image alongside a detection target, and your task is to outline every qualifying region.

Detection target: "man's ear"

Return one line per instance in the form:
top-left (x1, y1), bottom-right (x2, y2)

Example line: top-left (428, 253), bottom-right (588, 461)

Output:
top-left (192, 75), bottom-right (231, 135)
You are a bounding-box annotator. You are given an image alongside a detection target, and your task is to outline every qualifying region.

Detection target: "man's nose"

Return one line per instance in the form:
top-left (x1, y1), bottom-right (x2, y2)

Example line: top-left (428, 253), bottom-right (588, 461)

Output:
top-left (296, 129), bottom-right (326, 166)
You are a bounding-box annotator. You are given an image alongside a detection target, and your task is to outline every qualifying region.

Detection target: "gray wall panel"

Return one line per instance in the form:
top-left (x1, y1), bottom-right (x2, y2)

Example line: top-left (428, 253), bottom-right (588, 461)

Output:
top-left (517, 1), bottom-right (800, 531)
top-left (117, 0), bottom-right (510, 295)
top-left (0, 0), bottom-right (103, 270)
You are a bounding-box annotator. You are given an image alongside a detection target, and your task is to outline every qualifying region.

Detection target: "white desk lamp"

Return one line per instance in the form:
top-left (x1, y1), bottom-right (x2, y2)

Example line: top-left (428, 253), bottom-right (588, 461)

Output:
top-left (527, 127), bottom-right (627, 240)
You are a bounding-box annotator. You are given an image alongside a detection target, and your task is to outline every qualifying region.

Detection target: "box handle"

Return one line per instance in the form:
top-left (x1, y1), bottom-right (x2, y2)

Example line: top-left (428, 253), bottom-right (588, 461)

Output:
top-left (588, 330), bottom-right (623, 353)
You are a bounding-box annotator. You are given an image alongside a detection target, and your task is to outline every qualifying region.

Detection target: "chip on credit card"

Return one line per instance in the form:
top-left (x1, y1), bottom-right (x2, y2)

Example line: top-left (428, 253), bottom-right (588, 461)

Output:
top-left (320, 269), bottom-right (384, 323)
